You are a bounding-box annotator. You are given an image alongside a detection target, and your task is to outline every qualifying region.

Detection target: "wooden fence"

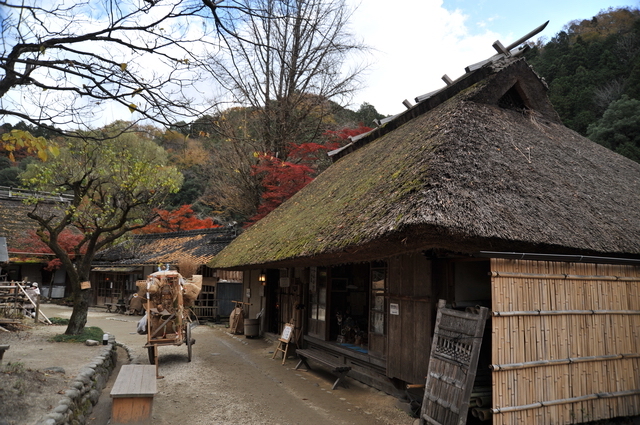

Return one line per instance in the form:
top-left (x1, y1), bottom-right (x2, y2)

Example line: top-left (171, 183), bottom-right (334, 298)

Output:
top-left (490, 259), bottom-right (640, 424)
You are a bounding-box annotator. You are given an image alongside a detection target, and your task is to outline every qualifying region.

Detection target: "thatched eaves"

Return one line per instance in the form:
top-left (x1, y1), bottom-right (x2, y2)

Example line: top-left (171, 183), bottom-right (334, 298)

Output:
top-left (210, 58), bottom-right (640, 269)
top-left (94, 228), bottom-right (236, 267)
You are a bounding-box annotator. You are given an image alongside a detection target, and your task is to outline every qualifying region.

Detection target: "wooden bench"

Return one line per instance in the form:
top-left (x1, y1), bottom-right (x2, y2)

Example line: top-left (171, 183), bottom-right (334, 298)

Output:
top-left (295, 348), bottom-right (352, 390)
top-left (105, 303), bottom-right (127, 314)
top-left (110, 365), bottom-right (156, 424)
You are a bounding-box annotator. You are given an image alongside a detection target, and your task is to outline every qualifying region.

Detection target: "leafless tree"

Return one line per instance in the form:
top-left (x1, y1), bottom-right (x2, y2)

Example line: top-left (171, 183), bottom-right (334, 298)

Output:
top-left (0, 0), bottom-right (267, 136)
top-left (205, 0), bottom-right (368, 158)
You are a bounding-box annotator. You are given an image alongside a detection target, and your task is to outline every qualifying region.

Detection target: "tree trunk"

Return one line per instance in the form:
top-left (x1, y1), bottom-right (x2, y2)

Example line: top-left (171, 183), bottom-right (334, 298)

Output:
top-left (65, 287), bottom-right (92, 335)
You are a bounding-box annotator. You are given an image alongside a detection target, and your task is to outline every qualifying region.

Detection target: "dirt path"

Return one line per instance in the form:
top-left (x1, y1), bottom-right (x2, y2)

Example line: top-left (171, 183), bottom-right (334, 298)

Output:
top-left (1, 305), bottom-right (415, 425)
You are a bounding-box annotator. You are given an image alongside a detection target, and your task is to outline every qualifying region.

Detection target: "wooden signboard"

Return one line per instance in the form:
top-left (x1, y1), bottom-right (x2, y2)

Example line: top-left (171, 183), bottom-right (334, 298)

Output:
top-left (272, 322), bottom-right (295, 364)
top-left (280, 323), bottom-right (294, 343)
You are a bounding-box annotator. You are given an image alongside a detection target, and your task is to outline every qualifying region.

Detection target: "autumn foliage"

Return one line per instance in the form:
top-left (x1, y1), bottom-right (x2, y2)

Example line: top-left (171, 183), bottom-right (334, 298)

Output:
top-left (17, 229), bottom-right (85, 271)
top-left (246, 125), bottom-right (371, 225)
top-left (135, 204), bottom-right (220, 234)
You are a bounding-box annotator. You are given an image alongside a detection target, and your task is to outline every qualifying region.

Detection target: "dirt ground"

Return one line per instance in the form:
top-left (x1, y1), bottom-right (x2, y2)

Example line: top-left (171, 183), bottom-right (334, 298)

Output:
top-left (0, 305), bottom-right (416, 425)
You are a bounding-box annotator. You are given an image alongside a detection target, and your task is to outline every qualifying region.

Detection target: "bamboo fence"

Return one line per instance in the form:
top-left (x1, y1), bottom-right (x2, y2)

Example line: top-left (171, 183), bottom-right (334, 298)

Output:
top-left (490, 259), bottom-right (640, 425)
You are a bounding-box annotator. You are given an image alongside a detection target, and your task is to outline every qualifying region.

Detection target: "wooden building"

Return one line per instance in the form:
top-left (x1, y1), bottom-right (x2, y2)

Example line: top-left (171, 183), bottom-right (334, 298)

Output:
top-left (92, 227), bottom-right (242, 318)
top-left (209, 51), bottom-right (640, 424)
top-left (0, 188), bottom-right (71, 296)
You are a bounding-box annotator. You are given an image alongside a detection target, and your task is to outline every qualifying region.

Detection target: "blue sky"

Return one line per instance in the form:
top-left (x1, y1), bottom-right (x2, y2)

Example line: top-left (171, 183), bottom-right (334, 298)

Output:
top-left (348, 0), bottom-right (640, 117)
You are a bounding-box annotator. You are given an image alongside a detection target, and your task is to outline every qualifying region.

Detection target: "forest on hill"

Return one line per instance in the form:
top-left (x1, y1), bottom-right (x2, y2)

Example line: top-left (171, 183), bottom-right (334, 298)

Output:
top-left (1, 102), bottom-right (384, 226)
top-left (525, 6), bottom-right (640, 162)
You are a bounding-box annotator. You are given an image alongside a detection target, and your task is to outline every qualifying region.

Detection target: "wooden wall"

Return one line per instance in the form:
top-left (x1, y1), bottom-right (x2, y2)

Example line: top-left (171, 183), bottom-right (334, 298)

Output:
top-left (490, 259), bottom-right (640, 425)
top-left (387, 252), bottom-right (433, 384)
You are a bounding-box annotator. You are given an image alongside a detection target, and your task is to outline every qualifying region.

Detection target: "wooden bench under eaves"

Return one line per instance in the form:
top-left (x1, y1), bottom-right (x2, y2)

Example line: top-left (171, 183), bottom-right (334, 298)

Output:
top-left (295, 347), bottom-right (351, 390)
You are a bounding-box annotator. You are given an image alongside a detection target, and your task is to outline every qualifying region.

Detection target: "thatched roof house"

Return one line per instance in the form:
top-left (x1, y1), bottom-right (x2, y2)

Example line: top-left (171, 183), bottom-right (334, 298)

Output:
top-left (94, 227), bottom-right (237, 267)
top-left (211, 58), bottom-right (640, 270)
top-left (208, 56), bottom-right (640, 425)
top-left (0, 189), bottom-right (72, 288)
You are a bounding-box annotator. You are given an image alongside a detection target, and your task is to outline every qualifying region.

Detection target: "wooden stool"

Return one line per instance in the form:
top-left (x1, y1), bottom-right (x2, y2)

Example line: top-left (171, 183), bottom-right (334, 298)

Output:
top-left (110, 365), bottom-right (157, 424)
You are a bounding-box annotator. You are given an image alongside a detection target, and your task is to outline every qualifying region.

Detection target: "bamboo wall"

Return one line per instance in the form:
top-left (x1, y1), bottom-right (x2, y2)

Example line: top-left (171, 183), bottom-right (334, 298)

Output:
top-left (490, 259), bottom-right (640, 425)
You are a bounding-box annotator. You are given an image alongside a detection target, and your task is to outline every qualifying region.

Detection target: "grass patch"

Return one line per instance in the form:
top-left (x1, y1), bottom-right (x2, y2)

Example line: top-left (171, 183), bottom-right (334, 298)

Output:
top-left (2, 361), bottom-right (26, 374)
top-left (49, 326), bottom-right (104, 343)
top-left (48, 317), bottom-right (69, 325)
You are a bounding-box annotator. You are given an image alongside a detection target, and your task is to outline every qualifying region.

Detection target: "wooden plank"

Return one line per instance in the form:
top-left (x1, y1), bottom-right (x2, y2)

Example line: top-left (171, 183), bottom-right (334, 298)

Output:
top-left (111, 365), bottom-right (157, 398)
top-left (111, 397), bottom-right (153, 424)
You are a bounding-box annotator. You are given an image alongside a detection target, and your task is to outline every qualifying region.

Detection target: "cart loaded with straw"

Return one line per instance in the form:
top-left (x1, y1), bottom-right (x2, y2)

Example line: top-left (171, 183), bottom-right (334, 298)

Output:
top-left (136, 269), bottom-right (202, 368)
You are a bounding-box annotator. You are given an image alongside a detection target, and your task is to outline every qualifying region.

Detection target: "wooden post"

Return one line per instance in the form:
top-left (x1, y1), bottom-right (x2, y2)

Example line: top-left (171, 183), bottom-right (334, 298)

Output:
top-left (34, 294), bottom-right (40, 324)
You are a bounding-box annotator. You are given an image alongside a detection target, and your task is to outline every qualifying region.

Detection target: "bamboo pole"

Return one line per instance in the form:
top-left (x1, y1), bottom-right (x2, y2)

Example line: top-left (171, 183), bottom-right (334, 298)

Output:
top-left (493, 309), bottom-right (640, 316)
top-left (491, 353), bottom-right (640, 371)
top-left (489, 271), bottom-right (640, 282)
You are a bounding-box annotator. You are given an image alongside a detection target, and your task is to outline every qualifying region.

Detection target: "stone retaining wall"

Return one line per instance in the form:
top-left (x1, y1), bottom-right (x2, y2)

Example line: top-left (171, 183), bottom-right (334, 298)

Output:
top-left (35, 336), bottom-right (119, 425)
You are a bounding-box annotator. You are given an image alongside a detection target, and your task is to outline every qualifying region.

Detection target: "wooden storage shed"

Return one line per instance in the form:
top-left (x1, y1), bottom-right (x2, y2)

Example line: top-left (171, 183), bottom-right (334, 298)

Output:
top-left (209, 54), bottom-right (640, 425)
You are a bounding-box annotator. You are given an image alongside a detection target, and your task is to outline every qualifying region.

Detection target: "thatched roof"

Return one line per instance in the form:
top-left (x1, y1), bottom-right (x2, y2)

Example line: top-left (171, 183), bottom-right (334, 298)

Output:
top-left (0, 193), bottom-right (70, 261)
top-left (94, 228), bottom-right (236, 267)
top-left (210, 58), bottom-right (640, 269)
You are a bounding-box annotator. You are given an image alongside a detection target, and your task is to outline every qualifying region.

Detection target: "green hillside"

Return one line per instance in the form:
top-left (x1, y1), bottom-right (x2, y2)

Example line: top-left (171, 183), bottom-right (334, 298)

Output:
top-left (525, 7), bottom-right (640, 162)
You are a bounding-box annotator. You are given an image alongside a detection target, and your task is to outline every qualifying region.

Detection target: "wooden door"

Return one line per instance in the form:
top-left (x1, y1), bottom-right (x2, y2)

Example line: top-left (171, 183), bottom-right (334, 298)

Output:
top-left (420, 299), bottom-right (488, 425)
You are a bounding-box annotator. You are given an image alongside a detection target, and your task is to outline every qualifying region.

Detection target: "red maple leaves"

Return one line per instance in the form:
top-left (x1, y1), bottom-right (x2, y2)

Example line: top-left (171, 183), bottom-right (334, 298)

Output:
top-left (135, 204), bottom-right (220, 234)
top-left (246, 125), bottom-right (371, 225)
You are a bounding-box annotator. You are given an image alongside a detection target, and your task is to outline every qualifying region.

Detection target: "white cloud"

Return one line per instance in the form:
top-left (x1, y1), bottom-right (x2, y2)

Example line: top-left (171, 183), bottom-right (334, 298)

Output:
top-left (348, 0), bottom-right (501, 116)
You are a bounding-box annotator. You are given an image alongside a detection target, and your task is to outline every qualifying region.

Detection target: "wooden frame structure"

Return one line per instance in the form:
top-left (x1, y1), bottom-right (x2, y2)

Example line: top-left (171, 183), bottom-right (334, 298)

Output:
top-left (420, 299), bottom-right (489, 425)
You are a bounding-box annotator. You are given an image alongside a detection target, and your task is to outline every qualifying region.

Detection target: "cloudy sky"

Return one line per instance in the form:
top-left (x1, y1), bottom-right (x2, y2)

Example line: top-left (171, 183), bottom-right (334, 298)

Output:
top-left (347, 0), bottom-right (640, 117)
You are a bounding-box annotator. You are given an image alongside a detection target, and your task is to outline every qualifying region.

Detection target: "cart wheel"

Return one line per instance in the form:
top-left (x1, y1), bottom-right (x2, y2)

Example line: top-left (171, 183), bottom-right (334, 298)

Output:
top-left (186, 325), bottom-right (193, 362)
top-left (148, 346), bottom-right (156, 365)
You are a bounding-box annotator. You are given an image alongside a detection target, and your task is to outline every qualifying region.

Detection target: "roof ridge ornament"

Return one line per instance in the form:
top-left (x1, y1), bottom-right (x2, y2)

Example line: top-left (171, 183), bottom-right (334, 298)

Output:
top-left (414, 21), bottom-right (549, 105)
top-left (465, 21), bottom-right (549, 73)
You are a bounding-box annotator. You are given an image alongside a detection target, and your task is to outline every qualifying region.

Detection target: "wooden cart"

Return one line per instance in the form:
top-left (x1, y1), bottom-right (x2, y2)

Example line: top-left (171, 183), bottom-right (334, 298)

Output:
top-left (140, 270), bottom-right (200, 367)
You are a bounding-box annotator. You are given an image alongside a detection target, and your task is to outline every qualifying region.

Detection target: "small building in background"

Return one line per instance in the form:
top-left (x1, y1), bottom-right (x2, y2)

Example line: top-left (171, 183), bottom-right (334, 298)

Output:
top-left (92, 227), bottom-right (242, 320)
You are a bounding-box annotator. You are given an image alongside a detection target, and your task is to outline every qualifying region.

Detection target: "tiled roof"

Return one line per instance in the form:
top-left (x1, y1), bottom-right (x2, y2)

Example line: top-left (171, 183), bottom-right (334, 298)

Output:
top-left (93, 227), bottom-right (237, 266)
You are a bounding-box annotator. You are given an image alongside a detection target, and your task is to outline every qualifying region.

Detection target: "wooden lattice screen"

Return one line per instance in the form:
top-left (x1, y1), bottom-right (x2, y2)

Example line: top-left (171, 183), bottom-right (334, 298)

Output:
top-left (490, 259), bottom-right (640, 425)
top-left (420, 299), bottom-right (489, 425)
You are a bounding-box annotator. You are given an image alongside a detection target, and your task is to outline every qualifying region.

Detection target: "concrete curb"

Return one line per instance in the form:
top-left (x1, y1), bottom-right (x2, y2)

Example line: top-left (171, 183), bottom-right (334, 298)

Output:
top-left (34, 335), bottom-right (132, 425)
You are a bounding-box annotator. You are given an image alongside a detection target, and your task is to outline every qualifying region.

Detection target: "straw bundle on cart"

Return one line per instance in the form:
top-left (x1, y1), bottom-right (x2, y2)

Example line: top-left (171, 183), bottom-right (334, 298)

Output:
top-left (183, 275), bottom-right (202, 307)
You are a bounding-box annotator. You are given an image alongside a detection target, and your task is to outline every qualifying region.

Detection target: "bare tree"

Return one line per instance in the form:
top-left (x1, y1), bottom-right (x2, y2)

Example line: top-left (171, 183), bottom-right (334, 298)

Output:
top-left (0, 0), bottom-right (266, 136)
top-left (205, 0), bottom-right (368, 158)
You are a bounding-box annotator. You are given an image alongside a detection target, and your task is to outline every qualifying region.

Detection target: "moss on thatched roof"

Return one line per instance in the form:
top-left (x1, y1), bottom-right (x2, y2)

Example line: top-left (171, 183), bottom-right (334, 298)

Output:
top-left (210, 59), bottom-right (640, 269)
top-left (94, 228), bottom-right (236, 266)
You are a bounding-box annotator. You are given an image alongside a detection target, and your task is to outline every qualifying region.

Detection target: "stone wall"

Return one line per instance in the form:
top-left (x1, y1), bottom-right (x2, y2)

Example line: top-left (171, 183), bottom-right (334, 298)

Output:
top-left (35, 336), bottom-right (119, 425)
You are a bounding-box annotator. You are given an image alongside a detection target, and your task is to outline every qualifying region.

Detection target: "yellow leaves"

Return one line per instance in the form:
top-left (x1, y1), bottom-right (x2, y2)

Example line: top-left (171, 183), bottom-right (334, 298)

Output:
top-left (1, 129), bottom-right (58, 162)
top-left (128, 103), bottom-right (138, 113)
top-left (131, 88), bottom-right (143, 97)
top-left (120, 63), bottom-right (128, 72)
